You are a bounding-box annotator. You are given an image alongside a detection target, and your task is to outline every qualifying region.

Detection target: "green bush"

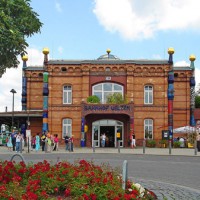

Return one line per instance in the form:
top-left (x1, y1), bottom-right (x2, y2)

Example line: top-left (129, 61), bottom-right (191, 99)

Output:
top-left (173, 141), bottom-right (181, 148)
top-left (146, 139), bottom-right (156, 147)
top-left (106, 93), bottom-right (126, 104)
top-left (87, 95), bottom-right (100, 103)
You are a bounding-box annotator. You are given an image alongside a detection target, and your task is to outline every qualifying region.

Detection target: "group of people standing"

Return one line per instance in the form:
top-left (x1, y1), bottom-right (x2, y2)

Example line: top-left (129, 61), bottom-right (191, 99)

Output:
top-left (31, 132), bottom-right (59, 152)
top-left (6, 131), bottom-right (25, 152)
top-left (64, 135), bottom-right (74, 152)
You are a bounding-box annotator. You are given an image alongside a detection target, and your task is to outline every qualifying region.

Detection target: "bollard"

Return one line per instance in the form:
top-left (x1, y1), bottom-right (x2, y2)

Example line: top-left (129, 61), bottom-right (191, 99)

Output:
top-left (45, 140), bottom-right (48, 153)
top-left (169, 140), bottom-right (172, 155)
top-left (93, 140), bottom-right (95, 153)
top-left (118, 140), bottom-right (120, 153)
top-left (122, 160), bottom-right (128, 190)
top-left (27, 137), bottom-right (30, 153)
top-left (20, 138), bottom-right (22, 153)
top-left (143, 140), bottom-right (146, 154)
top-left (194, 140), bottom-right (197, 155)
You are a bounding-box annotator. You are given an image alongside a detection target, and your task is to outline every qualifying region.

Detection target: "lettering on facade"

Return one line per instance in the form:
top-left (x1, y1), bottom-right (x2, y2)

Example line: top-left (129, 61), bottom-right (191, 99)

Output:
top-left (84, 105), bottom-right (131, 112)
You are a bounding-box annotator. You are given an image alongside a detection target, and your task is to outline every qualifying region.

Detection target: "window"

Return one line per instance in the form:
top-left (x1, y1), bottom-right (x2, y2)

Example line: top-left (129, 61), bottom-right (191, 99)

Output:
top-left (144, 85), bottom-right (153, 104)
top-left (144, 119), bottom-right (153, 139)
top-left (62, 118), bottom-right (72, 138)
top-left (63, 85), bottom-right (72, 104)
top-left (93, 83), bottom-right (123, 103)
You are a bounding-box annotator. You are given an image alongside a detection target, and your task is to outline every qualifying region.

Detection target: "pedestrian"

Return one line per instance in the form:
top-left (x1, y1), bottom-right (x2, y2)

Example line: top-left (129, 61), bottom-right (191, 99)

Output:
top-left (131, 133), bottom-right (136, 148)
top-left (6, 133), bottom-right (13, 151)
top-left (53, 134), bottom-right (59, 151)
top-left (35, 133), bottom-right (40, 152)
top-left (41, 132), bottom-right (46, 151)
top-left (64, 135), bottom-right (69, 151)
top-left (11, 130), bottom-right (16, 151)
top-left (69, 135), bottom-right (74, 152)
top-left (46, 132), bottom-right (52, 152)
top-left (101, 133), bottom-right (106, 147)
top-left (15, 132), bottom-right (22, 152)
top-left (32, 136), bottom-right (36, 149)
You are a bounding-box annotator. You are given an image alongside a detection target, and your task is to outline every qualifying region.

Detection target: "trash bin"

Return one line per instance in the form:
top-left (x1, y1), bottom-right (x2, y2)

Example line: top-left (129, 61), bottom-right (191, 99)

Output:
top-left (81, 139), bottom-right (85, 147)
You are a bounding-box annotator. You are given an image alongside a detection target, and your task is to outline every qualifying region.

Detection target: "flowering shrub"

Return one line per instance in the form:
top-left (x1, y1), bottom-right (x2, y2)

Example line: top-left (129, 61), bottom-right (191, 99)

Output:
top-left (0, 160), bottom-right (157, 200)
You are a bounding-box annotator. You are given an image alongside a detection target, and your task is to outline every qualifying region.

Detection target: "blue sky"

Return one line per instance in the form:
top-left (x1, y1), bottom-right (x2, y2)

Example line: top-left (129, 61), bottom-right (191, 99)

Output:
top-left (0, 0), bottom-right (200, 112)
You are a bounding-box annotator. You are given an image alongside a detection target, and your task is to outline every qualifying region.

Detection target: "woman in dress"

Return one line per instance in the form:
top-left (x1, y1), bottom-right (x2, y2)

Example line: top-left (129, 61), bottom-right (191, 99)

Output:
top-left (35, 133), bottom-right (40, 152)
top-left (7, 134), bottom-right (13, 151)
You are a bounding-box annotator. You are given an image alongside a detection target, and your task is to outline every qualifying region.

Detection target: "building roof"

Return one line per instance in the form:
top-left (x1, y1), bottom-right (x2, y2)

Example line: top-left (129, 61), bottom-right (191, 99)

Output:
top-left (47, 59), bottom-right (169, 65)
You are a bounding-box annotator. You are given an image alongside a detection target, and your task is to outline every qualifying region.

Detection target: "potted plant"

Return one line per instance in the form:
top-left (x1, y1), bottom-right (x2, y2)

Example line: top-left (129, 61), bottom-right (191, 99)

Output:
top-left (87, 95), bottom-right (100, 103)
top-left (106, 93), bottom-right (127, 104)
top-left (159, 139), bottom-right (167, 148)
top-left (173, 141), bottom-right (181, 148)
top-left (146, 139), bottom-right (156, 147)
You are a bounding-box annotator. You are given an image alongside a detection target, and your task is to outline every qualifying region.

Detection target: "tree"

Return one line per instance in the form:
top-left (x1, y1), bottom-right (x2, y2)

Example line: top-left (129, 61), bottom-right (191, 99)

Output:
top-left (195, 95), bottom-right (200, 108)
top-left (0, 0), bottom-right (42, 77)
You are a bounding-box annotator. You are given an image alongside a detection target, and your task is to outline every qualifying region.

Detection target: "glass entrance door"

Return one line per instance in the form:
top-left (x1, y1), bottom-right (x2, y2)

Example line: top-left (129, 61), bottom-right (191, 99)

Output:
top-left (92, 120), bottom-right (123, 147)
top-left (92, 126), bottom-right (100, 147)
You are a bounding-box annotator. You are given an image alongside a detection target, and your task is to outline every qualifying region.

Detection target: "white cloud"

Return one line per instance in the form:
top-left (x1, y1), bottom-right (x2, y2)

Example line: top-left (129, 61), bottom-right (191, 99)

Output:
top-left (0, 48), bottom-right (44, 112)
top-left (93, 0), bottom-right (200, 40)
top-left (55, 1), bottom-right (62, 13)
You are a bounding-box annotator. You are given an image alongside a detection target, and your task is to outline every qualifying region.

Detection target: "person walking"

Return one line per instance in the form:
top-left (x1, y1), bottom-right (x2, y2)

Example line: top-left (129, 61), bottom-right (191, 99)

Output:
top-left (35, 133), bottom-right (40, 152)
top-left (69, 135), bottom-right (74, 152)
top-left (11, 130), bottom-right (16, 151)
top-left (15, 132), bottom-right (22, 152)
top-left (64, 135), bottom-right (69, 151)
top-left (53, 134), bottom-right (59, 151)
top-left (131, 133), bottom-right (136, 148)
top-left (101, 133), bottom-right (106, 147)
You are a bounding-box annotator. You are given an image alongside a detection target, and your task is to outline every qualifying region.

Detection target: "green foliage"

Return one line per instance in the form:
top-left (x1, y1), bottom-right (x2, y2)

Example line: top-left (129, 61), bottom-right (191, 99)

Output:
top-left (87, 95), bottom-right (100, 103)
top-left (173, 141), bottom-right (181, 148)
top-left (195, 95), bottom-right (200, 108)
top-left (146, 139), bottom-right (156, 147)
top-left (106, 93), bottom-right (126, 104)
top-left (0, 0), bottom-right (42, 77)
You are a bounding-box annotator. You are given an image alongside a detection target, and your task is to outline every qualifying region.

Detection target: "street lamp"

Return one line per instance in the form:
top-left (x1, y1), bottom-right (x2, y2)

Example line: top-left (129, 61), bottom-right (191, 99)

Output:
top-left (10, 89), bottom-right (16, 130)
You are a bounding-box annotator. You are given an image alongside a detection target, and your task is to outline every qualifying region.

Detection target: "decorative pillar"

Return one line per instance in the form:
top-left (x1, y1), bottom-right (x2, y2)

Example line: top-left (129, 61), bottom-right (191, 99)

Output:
top-left (42, 48), bottom-right (49, 132)
top-left (167, 48), bottom-right (175, 141)
top-left (21, 55), bottom-right (28, 111)
top-left (189, 55), bottom-right (196, 127)
top-left (81, 117), bottom-right (86, 147)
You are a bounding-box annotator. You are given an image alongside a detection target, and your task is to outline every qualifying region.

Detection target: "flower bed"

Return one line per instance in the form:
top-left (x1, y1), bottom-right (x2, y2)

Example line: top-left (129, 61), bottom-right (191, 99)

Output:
top-left (0, 160), bottom-right (157, 200)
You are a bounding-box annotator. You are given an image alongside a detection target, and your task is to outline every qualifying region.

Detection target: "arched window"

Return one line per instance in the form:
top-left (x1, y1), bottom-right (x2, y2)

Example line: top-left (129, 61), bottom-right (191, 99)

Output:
top-left (63, 85), bottom-right (72, 104)
top-left (92, 83), bottom-right (123, 103)
top-left (144, 119), bottom-right (153, 139)
top-left (62, 118), bottom-right (72, 138)
top-left (144, 85), bottom-right (153, 104)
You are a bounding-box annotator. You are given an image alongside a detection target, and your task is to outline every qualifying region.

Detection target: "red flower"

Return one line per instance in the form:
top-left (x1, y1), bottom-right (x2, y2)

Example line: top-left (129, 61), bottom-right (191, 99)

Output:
top-left (90, 193), bottom-right (97, 200)
top-left (82, 193), bottom-right (89, 200)
top-left (54, 187), bottom-right (59, 193)
top-left (64, 188), bottom-right (71, 197)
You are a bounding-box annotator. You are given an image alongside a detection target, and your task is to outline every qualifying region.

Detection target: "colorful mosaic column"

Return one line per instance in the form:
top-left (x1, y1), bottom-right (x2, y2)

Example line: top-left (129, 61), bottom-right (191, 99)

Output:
top-left (189, 55), bottom-right (196, 127)
top-left (167, 48), bottom-right (175, 140)
top-left (21, 55), bottom-right (28, 111)
top-left (81, 117), bottom-right (86, 147)
top-left (42, 48), bottom-right (49, 132)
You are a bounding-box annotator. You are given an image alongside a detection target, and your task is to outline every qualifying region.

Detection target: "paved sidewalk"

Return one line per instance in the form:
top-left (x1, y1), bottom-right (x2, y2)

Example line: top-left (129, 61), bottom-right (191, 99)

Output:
top-left (0, 145), bottom-right (199, 156)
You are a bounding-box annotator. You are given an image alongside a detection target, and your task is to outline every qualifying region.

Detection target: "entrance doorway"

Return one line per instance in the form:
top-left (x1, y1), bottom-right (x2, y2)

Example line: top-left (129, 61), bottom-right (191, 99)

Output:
top-left (92, 120), bottom-right (123, 148)
top-left (100, 126), bottom-right (115, 147)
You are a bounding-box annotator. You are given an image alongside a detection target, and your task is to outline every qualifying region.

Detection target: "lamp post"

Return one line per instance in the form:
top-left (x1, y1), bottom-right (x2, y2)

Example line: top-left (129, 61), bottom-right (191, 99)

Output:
top-left (10, 89), bottom-right (16, 130)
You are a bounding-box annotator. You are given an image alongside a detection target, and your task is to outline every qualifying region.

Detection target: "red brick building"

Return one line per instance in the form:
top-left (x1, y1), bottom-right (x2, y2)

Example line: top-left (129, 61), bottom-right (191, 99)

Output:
top-left (20, 48), bottom-right (196, 147)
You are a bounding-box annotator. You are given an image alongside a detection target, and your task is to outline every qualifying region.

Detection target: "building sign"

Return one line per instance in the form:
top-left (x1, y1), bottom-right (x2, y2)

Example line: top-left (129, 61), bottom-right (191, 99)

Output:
top-left (162, 130), bottom-right (169, 140)
top-left (82, 103), bottom-right (133, 116)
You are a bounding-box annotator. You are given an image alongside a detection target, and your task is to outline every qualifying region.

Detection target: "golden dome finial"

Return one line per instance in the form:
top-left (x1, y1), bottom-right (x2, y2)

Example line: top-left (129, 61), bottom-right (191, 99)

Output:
top-left (22, 55), bottom-right (28, 61)
top-left (168, 47), bottom-right (175, 55)
top-left (42, 48), bottom-right (49, 55)
top-left (106, 49), bottom-right (111, 54)
top-left (189, 54), bottom-right (196, 61)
